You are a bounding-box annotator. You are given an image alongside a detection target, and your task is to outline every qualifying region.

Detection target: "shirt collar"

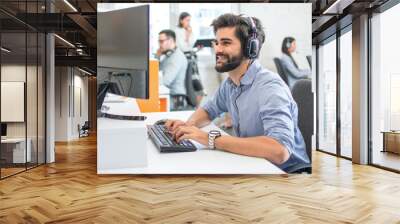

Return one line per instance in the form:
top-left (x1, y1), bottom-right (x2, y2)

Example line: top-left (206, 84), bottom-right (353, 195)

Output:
top-left (227, 60), bottom-right (261, 87)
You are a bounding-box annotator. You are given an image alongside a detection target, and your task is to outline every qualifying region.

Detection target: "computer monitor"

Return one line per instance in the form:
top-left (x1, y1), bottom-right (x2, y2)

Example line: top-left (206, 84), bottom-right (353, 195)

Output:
top-left (1, 123), bottom-right (7, 137)
top-left (97, 4), bottom-right (150, 110)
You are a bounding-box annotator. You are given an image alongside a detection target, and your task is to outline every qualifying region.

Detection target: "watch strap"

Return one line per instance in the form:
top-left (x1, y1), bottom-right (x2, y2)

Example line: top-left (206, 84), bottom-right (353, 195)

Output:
top-left (208, 130), bottom-right (221, 149)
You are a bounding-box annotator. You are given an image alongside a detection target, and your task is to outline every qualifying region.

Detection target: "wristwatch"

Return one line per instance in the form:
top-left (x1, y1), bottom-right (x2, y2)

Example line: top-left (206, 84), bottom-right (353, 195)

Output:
top-left (208, 130), bottom-right (222, 149)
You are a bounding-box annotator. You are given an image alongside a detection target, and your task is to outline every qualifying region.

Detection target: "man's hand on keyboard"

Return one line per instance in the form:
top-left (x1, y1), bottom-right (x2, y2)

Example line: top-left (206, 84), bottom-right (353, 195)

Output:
top-left (165, 119), bottom-right (186, 132)
top-left (174, 126), bottom-right (208, 146)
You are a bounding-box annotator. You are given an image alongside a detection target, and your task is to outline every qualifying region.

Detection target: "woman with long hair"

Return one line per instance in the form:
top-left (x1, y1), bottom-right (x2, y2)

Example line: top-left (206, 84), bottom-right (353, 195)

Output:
top-left (175, 12), bottom-right (196, 52)
top-left (280, 37), bottom-right (311, 88)
top-left (175, 12), bottom-right (205, 106)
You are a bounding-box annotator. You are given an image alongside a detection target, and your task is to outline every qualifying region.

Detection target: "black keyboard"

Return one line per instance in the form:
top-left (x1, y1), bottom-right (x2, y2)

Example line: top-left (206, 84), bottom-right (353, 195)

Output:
top-left (148, 125), bottom-right (197, 152)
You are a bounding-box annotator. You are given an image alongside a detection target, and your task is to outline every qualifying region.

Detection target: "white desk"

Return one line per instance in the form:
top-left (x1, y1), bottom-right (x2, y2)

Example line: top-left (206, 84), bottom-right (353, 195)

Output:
top-left (98, 95), bottom-right (147, 172)
top-left (1, 138), bottom-right (31, 163)
top-left (97, 97), bottom-right (284, 174)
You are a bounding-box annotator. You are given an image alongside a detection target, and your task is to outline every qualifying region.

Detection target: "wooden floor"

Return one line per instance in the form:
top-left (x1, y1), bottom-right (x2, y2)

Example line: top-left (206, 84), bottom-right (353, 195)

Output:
top-left (1, 135), bottom-right (400, 223)
top-left (1, 167), bottom-right (26, 178)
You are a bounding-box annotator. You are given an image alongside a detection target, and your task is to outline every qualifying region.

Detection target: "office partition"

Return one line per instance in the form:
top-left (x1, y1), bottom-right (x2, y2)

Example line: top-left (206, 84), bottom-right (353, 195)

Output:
top-left (0, 1), bottom-right (47, 179)
top-left (317, 36), bottom-right (337, 155)
top-left (339, 28), bottom-right (352, 159)
top-left (316, 25), bottom-right (354, 160)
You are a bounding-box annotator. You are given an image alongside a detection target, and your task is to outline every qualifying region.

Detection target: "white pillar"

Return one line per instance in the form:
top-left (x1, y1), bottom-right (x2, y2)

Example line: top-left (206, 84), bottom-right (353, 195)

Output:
top-left (352, 14), bottom-right (369, 164)
top-left (46, 32), bottom-right (55, 163)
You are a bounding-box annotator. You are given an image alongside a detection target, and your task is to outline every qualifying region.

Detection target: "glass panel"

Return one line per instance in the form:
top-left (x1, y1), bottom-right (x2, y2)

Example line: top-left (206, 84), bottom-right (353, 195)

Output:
top-left (26, 0), bottom-right (39, 169)
top-left (1, 31), bottom-right (27, 177)
top-left (27, 31), bottom-right (38, 169)
top-left (318, 37), bottom-right (337, 154)
top-left (340, 30), bottom-right (352, 158)
top-left (371, 4), bottom-right (400, 171)
top-left (38, 33), bottom-right (45, 165)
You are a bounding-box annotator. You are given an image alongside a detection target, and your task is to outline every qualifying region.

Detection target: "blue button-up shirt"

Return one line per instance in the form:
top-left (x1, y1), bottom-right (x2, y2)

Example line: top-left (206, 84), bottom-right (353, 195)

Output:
top-left (202, 60), bottom-right (310, 173)
top-left (159, 48), bottom-right (187, 95)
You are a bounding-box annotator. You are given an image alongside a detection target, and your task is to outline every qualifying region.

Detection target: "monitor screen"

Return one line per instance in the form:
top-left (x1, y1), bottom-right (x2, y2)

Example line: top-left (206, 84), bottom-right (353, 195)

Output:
top-left (97, 4), bottom-right (150, 106)
top-left (1, 123), bottom-right (7, 137)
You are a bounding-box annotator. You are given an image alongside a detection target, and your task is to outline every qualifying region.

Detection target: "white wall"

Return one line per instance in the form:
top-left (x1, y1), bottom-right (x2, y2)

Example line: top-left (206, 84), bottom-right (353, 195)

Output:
top-left (1, 65), bottom-right (38, 138)
top-left (55, 67), bottom-right (69, 141)
top-left (72, 74), bottom-right (89, 138)
top-left (1, 63), bottom-right (46, 164)
top-left (1, 65), bottom-right (25, 127)
top-left (239, 3), bottom-right (312, 72)
top-left (55, 67), bottom-right (89, 141)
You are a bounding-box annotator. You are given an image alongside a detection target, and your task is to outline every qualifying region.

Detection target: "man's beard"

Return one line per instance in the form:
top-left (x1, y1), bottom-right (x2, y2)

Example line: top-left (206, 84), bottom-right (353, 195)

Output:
top-left (214, 52), bottom-right (244, 73)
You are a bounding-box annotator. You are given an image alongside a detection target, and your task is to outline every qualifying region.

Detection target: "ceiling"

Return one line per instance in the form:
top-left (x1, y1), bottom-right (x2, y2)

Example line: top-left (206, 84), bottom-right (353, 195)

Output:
top-left (0, 0), bottom-right (393, 75)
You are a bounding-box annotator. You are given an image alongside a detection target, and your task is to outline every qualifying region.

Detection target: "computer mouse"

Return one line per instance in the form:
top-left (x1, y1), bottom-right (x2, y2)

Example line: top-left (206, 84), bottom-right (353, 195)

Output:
top-left (154, 119), bottom-right (167, 126)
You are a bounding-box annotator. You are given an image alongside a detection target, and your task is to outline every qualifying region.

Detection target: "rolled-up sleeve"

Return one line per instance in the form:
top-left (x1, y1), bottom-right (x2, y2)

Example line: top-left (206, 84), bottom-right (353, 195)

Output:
top-left (258, 81), bottom-right (295, 155)
top-left (201, 81), bottom-right (229, 121)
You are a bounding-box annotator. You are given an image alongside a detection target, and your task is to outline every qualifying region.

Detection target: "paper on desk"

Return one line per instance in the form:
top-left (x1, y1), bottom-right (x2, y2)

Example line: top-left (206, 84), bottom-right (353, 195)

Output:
top-left (190, 140), bottom-right (208, 150)
top-left (103, 93), bottom-right (128, 103)
top-left (101, 93), bottom-right (142, 117)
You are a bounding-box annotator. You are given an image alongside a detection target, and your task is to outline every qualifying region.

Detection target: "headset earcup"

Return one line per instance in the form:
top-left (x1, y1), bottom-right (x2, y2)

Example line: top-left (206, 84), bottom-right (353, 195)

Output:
top-left (242, 16), bottom-right (260, 59)
top-left (248, 38), bottom-right (259, 59)
top-left (286, 40), bottom-right (291, 49)
top-left (165, 49), bottom-right (173, 57)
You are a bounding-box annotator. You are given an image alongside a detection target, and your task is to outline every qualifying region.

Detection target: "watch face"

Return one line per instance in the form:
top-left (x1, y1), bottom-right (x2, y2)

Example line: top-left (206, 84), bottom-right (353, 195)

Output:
top-left (209, 130), bottom-right (221, 136)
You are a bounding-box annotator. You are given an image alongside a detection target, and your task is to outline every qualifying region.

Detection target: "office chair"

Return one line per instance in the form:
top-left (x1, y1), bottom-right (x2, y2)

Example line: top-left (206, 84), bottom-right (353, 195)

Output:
top-left (291, 79), bottom-right (313, 173)
top-left (171, 53), bottom-right (198, 111)
top-left (79, 121), bottom-right (90, 138)
top-left (184, 54), bottom-right (198, 107)
top-left (273, 58), bottom-right (289, 86)
top-left (306, 55), bottom-right (312, 68)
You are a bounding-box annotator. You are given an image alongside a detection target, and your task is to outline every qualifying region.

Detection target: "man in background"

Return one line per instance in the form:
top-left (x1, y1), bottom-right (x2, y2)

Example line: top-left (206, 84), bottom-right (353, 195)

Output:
top-left (156, 29), bottom-right (188, 110)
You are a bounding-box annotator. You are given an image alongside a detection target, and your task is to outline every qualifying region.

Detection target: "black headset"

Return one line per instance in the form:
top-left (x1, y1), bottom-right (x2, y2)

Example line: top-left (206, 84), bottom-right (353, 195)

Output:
top-left (164, 48), bottom-right (175, 57)
top-left (243, 16), bottom-right (260, 59)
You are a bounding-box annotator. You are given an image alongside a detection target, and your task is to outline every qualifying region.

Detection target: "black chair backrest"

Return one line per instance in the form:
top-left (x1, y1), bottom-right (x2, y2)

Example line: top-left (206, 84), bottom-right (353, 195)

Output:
top-left (273, 57), bottom-right (289, 85)
top-left (291, 79), bottom-right (313, 162)
top-left (184, 58), bottom-right (198, 107)
top-left (306, 55), bottom-right (312, 68)
top-left (82, 121), bottom-right (90, 129)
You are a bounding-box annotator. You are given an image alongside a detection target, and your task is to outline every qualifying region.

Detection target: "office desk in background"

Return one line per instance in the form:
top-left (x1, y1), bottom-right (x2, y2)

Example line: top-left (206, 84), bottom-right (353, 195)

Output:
top-left (1, 138), bottom-right (32, 164)
top-left (381, 131), bottom-right (400, 154)
top-left (97, 96), bottom-right (284, 174)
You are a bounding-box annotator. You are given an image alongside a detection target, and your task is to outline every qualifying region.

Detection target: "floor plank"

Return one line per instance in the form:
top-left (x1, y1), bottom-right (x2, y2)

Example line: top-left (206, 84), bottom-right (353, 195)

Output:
top-left (1, 135), bottom-right (400, 223)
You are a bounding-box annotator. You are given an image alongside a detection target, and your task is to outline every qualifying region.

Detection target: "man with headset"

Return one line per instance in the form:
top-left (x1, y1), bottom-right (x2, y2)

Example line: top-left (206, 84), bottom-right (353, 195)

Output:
top-left (156, 29), bottom-right (188, 110)
top-left (165, 14), bottom-right (310, 173)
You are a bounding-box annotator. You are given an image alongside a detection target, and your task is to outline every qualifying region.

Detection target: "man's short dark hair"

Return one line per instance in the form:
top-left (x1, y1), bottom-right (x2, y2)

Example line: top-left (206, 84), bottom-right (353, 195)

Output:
top-left (211, 14), bottom-right (265, 55)
top-left (159, 29), bottom-right (176, 42)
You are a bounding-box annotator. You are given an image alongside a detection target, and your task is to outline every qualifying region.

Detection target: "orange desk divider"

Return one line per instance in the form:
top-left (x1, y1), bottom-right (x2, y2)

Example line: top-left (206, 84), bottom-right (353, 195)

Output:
top-left (137, 60), bottom-right (160, 112)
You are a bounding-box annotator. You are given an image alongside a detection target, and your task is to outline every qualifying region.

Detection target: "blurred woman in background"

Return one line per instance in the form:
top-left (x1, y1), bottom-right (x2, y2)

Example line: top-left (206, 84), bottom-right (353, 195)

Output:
top-left (175, 12), bottom-right (195, 52)
top-left (280, 37), bottom-right (311, 89)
